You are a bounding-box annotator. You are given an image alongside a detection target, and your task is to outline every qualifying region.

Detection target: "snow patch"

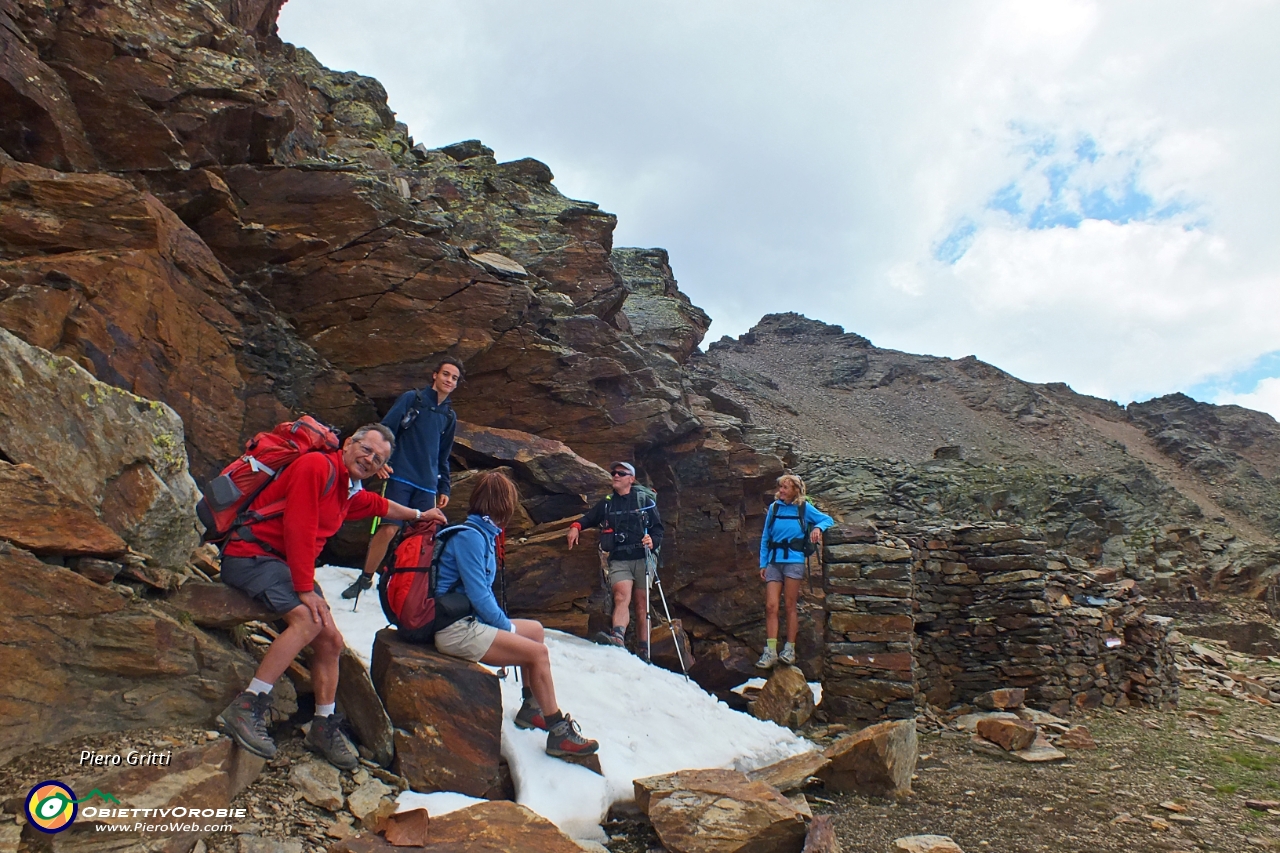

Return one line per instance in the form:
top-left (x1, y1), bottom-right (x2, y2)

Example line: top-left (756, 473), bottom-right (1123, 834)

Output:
top-left (318, 564), bottom-right (812, 839)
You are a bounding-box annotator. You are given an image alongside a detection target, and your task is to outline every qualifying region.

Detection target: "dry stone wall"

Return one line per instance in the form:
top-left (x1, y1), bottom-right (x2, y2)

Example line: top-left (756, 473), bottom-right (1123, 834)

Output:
top-left (821, 522), bottom-right (1179, 722)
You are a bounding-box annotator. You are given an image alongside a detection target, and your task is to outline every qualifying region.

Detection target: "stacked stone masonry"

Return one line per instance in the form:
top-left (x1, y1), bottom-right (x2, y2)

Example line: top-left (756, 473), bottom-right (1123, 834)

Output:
top-left (821, 522), bottom-right (1179, 722)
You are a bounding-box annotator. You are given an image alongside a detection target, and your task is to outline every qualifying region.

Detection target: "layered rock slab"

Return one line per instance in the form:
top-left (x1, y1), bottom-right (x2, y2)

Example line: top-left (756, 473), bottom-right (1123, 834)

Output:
top-left (369, 628), bottom-right (501, 798)
top-left (634, 768), bottom-right (808, 853)
top-left (0, 461), bottom-right (126, 557)
top-left (819, 719), bottom-right (917, 798)
top-left (331, 800), bottom-right (583, 852)
top-left (0, 544), bottom-right (256, 764)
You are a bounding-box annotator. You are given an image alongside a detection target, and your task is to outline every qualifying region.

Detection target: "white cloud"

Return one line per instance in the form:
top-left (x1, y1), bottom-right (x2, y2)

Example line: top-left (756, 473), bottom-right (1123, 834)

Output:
top-left (1217, 378), bottom-right (1280, 422)
top-left (277, 0), bottom-right (1280, 406)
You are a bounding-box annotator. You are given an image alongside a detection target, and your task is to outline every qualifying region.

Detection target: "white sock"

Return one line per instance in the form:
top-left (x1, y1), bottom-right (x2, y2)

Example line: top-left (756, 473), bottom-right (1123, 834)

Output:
top-left (316, 703), bottom-right (336, 717)
top-left (247, 678), bottom-right (273, 695)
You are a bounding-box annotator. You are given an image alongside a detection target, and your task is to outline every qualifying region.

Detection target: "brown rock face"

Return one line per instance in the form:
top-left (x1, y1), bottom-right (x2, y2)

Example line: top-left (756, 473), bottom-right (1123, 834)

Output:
top-left (453, 422), bottom-right (611, 498)
top-left (0, 545), bottom-right (255, 764)
top-left (975, 717), bottom-right (1038, 752)
top-left (820, 719), bottom-right (918, 798)
top-left (369, 629), bottom-right (501, 797)
top-left (750, 665), bottom-right (815, 729)
top-left (332, 801), bottom-right (583, 853)
top-left (637, 768), bottom-right (808, 853)
top-left (0, 163), bottom-right (363, 484)
top-left (0, 461), bottom-right (126, 556)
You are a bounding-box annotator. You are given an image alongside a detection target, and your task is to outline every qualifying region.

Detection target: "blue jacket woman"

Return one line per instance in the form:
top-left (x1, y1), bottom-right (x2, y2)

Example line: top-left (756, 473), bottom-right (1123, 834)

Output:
top-left (430, 470), bottom-right (599, 762)
top-left (756, 473), bottom-right (833, 669)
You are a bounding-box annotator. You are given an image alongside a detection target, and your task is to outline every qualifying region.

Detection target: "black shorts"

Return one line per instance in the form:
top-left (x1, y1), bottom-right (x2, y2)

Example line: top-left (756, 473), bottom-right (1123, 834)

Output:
top-left (220, 555), bottom-right (323, 614)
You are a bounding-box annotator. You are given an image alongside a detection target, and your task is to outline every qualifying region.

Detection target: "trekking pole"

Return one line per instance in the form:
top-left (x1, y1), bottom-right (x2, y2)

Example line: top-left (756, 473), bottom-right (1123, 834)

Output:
top-left (645, 548), bottom-right (690, 681)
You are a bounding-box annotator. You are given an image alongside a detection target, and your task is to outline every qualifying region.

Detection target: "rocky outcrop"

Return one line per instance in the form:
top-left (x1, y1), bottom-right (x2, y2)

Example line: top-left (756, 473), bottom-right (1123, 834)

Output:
top-left (0, 544), bottom-right (256, 764)
top-left (0, 329), bottom-right (199, 565)
top-left (819, 719), bottom-right (917, 798)
top-left (453, 422), bottom-right (611, 498)
top-left (750, 665), bottom-right (815, 729)
top-left (332, 800), bottom-right (585, 853)
top-left (369, 629), bottom-right (501, 798)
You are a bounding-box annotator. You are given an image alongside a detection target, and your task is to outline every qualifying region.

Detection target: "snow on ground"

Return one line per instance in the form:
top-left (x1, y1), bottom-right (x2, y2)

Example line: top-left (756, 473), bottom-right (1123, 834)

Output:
top-left (394, 790), bottom-right (484, 817)
top-left (317, 564), bottom-right (813, 840)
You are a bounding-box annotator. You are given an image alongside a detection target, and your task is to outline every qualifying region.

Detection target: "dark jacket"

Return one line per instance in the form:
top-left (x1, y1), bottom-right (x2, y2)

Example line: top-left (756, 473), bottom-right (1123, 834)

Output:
top-left (381, 389), bottom-right (456, 495)
top-left (575, 487), bottom-right (663, 562)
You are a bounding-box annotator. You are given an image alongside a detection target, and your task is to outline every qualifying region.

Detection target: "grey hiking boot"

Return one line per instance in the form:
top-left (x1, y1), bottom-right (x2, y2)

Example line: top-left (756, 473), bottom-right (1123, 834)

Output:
top-left (514, 698), bottom-right (546, 731)
top-left (546, 715), bottom-right (599, 758)
top-left (217, 691), bottom-right (277, 759)
top-left (305, 712), bottom-right (359, 770)
top-left (779, 642), bottom-right (797, 666)
top-left (593, 626), bottom-right (626, 647)
top-left (755, 646), bottom-right (778, 669)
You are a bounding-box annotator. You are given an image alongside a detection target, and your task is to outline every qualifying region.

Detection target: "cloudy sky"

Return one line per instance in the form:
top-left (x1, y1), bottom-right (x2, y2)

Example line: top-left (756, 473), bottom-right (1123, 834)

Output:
top-left (279, 1), bottom-right (1280, 418)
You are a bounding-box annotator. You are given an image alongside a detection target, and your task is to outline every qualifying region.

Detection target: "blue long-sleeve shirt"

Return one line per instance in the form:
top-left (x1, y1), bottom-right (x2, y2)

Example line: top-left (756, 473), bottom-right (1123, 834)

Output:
top-left (760, 499), bottom-right (834, 567)
top-left (381, 389), bottom-right (456, 495)
top-left (434, 514), bottom-right (512, 632)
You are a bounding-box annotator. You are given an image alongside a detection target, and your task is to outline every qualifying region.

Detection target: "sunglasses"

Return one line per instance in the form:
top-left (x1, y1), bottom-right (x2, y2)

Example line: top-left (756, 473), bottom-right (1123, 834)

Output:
top-left (610, 471), bottom-right (631, 478)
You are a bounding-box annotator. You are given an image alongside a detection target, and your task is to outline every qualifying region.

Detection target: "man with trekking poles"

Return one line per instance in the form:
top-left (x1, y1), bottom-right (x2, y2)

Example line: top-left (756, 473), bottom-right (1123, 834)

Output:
top-left (210, 423), bottom-right (444, 769)
top-left (567, 462), bottom-right (664, 659)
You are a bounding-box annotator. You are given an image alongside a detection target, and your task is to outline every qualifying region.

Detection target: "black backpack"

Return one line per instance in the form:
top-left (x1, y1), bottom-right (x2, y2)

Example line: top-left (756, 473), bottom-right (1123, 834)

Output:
top-left (764, 499), bottom-right (816, 564)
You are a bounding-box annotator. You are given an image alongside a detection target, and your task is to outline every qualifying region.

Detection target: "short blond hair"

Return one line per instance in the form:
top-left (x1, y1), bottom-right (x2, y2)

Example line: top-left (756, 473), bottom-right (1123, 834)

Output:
top-left (776, 473), bottom-right (806, 505)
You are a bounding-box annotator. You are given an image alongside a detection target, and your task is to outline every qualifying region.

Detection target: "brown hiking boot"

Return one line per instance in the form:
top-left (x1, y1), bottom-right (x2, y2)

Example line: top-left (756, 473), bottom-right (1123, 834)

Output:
top-left (305, 712), bottom-right (359, 770)
top-left (217, 691), bottom-right (277, 759)
top-left (546, 715), bottom-right (599, 758)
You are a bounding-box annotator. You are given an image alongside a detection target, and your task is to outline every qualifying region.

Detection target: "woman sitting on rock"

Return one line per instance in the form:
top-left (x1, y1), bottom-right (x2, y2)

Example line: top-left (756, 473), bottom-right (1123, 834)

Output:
top-left (757, 472), bottom-right (834, 669)
top-left (433, 469), bottom-right (599, 760)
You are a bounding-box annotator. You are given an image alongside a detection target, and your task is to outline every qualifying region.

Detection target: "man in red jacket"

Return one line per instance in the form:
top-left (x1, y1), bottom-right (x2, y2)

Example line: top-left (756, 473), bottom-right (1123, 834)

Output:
top-left (217, 423), bottom-right (444, 769)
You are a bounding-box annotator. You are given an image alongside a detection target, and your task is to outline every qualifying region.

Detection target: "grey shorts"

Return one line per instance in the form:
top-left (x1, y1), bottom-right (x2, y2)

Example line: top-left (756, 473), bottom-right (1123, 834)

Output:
top-left (220, 555), bottom-right (323, 614)
top-left (434, 616), bottom-right (499, 661)
top-left (606, 557), bottom-right (648, 588)
top-left (763, 561), bottom-right (806, 583)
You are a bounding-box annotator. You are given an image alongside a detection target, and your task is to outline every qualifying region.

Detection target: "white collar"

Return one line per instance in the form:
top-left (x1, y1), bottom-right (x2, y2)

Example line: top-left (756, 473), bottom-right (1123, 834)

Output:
top-left (348, 478), bottom-right (364, 499)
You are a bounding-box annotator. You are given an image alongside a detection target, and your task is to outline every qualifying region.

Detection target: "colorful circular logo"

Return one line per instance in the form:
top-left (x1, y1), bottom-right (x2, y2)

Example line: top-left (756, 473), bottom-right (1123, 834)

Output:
top-left (25, 781), bottom-right (77, 834)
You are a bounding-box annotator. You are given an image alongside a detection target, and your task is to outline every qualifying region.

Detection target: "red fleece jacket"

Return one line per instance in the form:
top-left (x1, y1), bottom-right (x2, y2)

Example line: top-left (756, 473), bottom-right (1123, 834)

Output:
top-left (223, 451), bottom-right (389, 592)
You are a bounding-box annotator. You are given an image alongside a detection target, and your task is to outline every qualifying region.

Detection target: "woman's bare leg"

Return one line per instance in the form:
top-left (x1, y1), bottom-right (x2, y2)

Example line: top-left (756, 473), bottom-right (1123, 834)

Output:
top-left (482, 619), bottom-right (557, 714)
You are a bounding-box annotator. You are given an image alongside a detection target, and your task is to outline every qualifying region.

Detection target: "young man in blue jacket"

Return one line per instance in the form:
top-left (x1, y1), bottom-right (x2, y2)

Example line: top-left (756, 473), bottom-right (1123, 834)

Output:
top-left (342, 358), bottom-right (462, 599)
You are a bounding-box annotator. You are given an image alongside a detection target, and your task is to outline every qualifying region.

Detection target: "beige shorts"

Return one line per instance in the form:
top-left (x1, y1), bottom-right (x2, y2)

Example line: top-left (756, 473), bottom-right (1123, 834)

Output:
top-left (606, 557), bottom-right (648, 588)
top-left (433, 616), bottom-right (499, 661)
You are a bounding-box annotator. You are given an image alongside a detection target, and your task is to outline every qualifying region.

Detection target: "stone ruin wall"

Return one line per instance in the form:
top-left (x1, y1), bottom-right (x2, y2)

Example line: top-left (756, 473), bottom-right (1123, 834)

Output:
top-left (821, 522), bottom-right (1180, 723)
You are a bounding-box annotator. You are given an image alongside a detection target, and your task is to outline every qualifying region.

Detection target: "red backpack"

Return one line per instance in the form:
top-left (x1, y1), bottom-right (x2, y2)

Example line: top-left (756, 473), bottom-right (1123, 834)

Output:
top-left (196, 416), bottom-right (340, 550)
top-left (377, 520), bottom-right (507, 643)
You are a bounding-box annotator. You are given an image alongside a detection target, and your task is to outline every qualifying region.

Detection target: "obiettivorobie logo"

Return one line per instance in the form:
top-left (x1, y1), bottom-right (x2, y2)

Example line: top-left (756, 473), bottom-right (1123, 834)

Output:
top-left (24, 782), bottom-right (119, 834)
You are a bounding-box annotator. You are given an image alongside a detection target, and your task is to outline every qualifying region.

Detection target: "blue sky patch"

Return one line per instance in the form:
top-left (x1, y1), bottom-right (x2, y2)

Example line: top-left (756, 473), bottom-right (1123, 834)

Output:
top-left (1185, 350), bottom-right (1280, 404)
top-left (938, 129), bottom-right (1201, 264)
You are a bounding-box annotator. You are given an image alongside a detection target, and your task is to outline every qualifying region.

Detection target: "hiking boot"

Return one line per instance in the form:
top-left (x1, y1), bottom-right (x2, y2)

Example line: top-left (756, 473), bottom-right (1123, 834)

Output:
top-left (779, 642), bottom-right (797, 666)
top-left (217, 691), bottom-right (277, 759)
top-left (305, 712), bottom-right (359, 770)
top-left (636, 641), bottom-right (650, 661)
top-left (755, 646), bottom-right (778, 669)
top-left (546, 715), bottom-right (599, 758)
top-left (593, 626), bottom-right (626, 647)
top-left (514, 698), bottom-right (546, 731)
top-left (340, 572), bottom-right (373, 600)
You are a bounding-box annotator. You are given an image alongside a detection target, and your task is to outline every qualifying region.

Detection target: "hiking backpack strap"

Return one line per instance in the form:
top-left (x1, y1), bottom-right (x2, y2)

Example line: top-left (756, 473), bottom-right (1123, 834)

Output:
top-left (764, 501), bottom-right (779, 565)
top-left (228, 457), bottom-right (339, 557)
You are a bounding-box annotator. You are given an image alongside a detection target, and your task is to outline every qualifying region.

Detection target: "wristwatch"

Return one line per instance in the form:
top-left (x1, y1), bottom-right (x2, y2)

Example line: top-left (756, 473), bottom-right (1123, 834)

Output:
top-left (414, 508), bottom-right (422, 521)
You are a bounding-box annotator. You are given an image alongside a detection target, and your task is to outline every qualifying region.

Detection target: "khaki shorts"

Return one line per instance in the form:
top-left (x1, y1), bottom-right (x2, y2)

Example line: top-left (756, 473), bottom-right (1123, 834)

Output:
top-left (606, 557), bottom-right (648, 588)
top-left (434, 616), bottom-right (499, 661)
